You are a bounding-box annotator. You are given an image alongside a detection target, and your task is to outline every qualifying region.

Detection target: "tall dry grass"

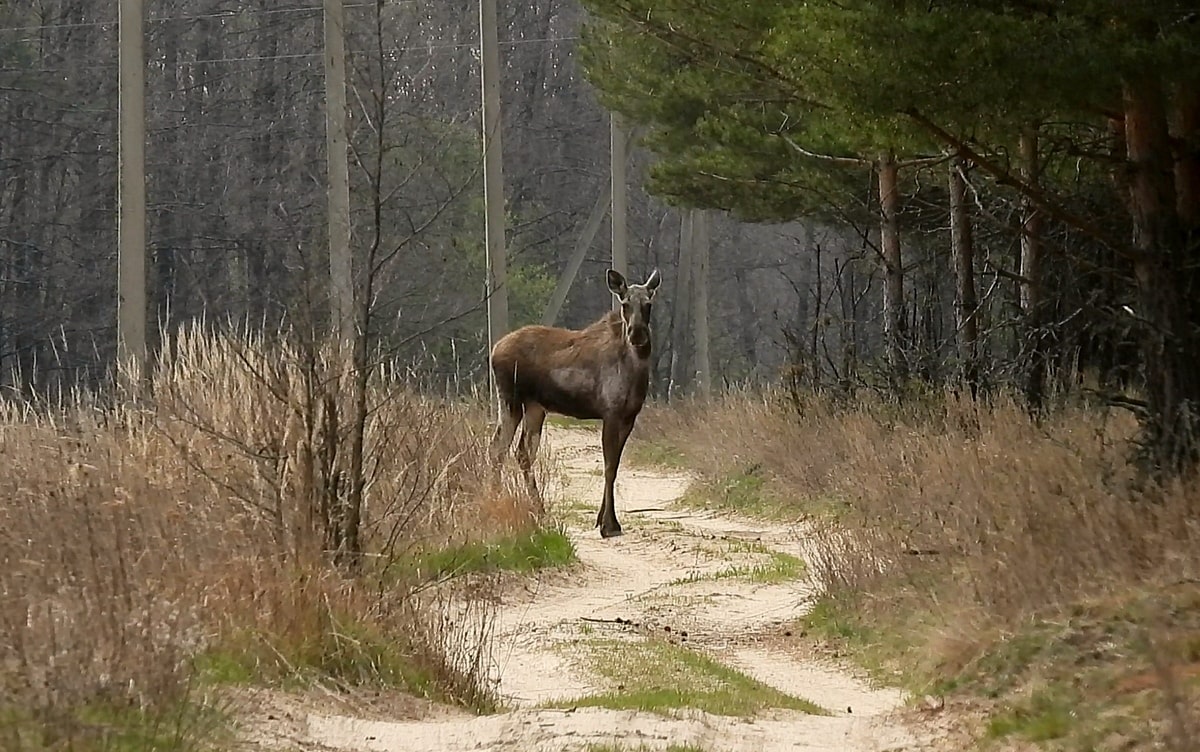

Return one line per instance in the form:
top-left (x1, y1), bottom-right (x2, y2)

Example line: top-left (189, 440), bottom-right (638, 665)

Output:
top-left (642, 391), bottom-right (1199, 620)
top-left (0, 327), bottom-right (538, 750)
top-left (642, 391), bottom-right (1200, 749)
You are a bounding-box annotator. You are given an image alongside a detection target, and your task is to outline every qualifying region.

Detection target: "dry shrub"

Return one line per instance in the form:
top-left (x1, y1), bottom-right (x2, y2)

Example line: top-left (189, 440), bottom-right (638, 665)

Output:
top-left (642, 389), bottom-right (1200, 623)
top-left (0, 328), bottom-right (533, 749)
top-left (0, 404), bottom-right (222, 750)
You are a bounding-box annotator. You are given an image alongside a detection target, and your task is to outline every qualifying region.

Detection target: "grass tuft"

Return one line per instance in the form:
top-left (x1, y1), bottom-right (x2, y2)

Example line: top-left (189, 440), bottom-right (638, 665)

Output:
top-left (552, 639), bottom-right (826, 717)
top-left (409, 527), bottom-right (577, 579)
top-left (674, 542), bottom-right (805, 585)
top-left (625, 437), bottom-right (690, 469)
top-left (984, 685), bottom-right (1077, 742)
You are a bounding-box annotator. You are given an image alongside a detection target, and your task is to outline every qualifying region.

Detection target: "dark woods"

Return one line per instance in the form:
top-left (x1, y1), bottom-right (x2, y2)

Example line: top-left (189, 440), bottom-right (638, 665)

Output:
top-left (2, 0), bottom-right (1199, 474)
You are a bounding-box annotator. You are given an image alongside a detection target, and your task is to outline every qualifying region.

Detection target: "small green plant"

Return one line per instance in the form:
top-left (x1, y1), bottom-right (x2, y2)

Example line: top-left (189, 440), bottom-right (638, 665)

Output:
top-left (985, 685), bottom-right (1078, 742)
top-left (673, 543), bottom-right (805, 585)
top-left (1, 697), bottom-right (230, 752)
top-left (678, 465), bottom-right (792, 519)
top-left (551, 639), bottom-right (826, 717)
top-left (410, 527), bottom-right (577, 579)
top-left (626, 438), bottom-right (689, 468)
top-left (804, 595), bottom-right (872, 643)
top-left (193, 648), bottom-right (258, 686)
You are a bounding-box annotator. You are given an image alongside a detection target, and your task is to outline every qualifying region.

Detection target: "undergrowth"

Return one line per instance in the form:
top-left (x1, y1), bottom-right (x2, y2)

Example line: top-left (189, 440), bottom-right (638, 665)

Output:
top-left (641, 389), bottom-right (1200, 750)
top-left (0, 328), bottom-right (552, 749)
top-left (406, 527), bottom-right (576, 580)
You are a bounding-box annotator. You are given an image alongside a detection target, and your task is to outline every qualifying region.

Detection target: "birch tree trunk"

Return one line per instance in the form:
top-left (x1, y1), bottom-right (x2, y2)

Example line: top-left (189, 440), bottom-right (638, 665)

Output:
top-left (878, 152), bottom-right (907, 384)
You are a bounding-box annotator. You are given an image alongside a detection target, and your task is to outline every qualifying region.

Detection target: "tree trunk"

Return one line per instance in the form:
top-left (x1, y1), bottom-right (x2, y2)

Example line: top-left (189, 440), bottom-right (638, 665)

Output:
top-left (1124, 76), bottom-right (1200, 472)
top-left (810, 243), bottom-right (824, 384)
top-left (1174, 79), bottom-right (1200, 231)
top-left (1018, 127), bottom-right (1048, 410)
top-left (838, 259), bottom-right (860, 393)
top-left (949, 157), bottom-right (978, 394)
top-left (878, 152), bottom-right (907, 384)
top-left (692, 209), bottom-right (711, 396)
top-left (668, 211), bottom-right (694, 396)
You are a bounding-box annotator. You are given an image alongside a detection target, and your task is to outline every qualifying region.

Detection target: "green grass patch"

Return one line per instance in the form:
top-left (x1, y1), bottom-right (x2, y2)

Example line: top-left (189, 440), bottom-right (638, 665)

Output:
top-left (625, 437), bottom-right (689, 469)
top-left (194, 648), bottom-right (258, 686)
top-left (803, 584), bottom-right (1200, 751)
top-left (1, 697), bottom-right (229, 752)
top-left (410, 527), bottom-right (577, 579)
top-left (673, 542), bottom-right (805, 585)
top-left (804, 595), bottom-right (875, 643)
top-left (801, 593), bottom-right (930, 692)
top-left (984, 684), bottom-right (1078, 742)
top-left (550, 638), bottom-right (826, 717)
top-left (677, 465), bottom-right (792, 519)
top-left (671, 461), bottom-right (850, 522)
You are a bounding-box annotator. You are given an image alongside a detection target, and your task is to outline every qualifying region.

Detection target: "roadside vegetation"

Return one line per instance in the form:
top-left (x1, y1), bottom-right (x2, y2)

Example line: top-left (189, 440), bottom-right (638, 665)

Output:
top-left (0, 330), bottom-right (570, 751)
top-left (639, 390), bottom-right (1200, 750)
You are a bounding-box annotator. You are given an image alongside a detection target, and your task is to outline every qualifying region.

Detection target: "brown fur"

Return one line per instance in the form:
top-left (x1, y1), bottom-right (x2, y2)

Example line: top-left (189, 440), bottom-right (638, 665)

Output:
top-left (488, 269), bottom-right (660, 538)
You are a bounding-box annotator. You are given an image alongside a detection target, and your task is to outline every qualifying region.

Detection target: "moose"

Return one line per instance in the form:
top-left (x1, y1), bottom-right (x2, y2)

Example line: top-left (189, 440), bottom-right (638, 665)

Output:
top-left (488, 268), bottom-right (662, 538)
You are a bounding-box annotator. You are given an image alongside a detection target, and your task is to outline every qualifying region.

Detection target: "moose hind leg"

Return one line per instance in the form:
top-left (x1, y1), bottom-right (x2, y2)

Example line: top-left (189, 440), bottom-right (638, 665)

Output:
top-left (597, 417), bottom-right (635, 538)
top-left (516, 403), bottom-right (546, 500)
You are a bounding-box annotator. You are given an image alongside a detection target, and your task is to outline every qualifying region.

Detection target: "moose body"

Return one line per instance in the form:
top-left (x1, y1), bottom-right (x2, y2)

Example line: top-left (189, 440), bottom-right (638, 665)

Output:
top-left (489, 269), bottom-right (661, 538)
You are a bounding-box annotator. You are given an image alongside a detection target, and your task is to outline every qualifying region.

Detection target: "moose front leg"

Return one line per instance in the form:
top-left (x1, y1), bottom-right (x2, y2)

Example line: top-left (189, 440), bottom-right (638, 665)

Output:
top-left (597, 416), bottom-right (635, 538)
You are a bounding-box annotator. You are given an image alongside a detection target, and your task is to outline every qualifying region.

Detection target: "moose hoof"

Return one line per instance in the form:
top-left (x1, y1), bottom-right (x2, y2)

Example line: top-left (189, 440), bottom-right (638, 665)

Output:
top-left (599, 524), bottom-right (624, 539)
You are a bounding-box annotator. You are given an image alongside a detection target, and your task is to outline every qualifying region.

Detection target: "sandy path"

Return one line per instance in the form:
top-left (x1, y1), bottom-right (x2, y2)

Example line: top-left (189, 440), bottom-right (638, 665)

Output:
top-left (246, 427), bottom-right (937, 752)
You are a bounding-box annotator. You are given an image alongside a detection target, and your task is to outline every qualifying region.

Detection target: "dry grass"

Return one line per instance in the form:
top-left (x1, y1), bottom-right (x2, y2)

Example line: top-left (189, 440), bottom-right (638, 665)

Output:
top-left (0, 327), bottom-right (547, 751)
top-left (641, 389), bottom-right (1200, 750)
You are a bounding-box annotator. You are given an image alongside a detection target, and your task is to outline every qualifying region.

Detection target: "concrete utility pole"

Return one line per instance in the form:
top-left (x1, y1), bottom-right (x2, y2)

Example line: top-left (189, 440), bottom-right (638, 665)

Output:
top-left (324, 0), bottom-right (354, 346)
top-left (480, 0), bottom-right (508, 360)
top-left (692, 209), bottom-right (711, 396)
top-left (610, 114), bottom-right (628, 309)
top-left (117, 0), bottom-right (147, 392)
top-left (541, 129), bottom-right (636, 326)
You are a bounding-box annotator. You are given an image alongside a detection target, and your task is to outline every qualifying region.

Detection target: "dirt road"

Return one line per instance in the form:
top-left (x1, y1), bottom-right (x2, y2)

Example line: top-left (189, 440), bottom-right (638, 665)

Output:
top-left (247, 426), bottom-right (937, 752)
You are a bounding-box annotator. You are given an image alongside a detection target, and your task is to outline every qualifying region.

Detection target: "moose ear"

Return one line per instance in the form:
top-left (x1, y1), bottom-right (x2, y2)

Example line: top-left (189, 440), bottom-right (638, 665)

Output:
top-left (645, 269), bottom-right (662, 297)
top-left (607, 269), bottom-right (628, 297)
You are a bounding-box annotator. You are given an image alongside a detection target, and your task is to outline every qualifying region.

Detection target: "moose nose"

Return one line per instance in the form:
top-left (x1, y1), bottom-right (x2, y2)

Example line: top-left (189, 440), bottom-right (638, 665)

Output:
top-left (629, 326), bottom-right (650, 346)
